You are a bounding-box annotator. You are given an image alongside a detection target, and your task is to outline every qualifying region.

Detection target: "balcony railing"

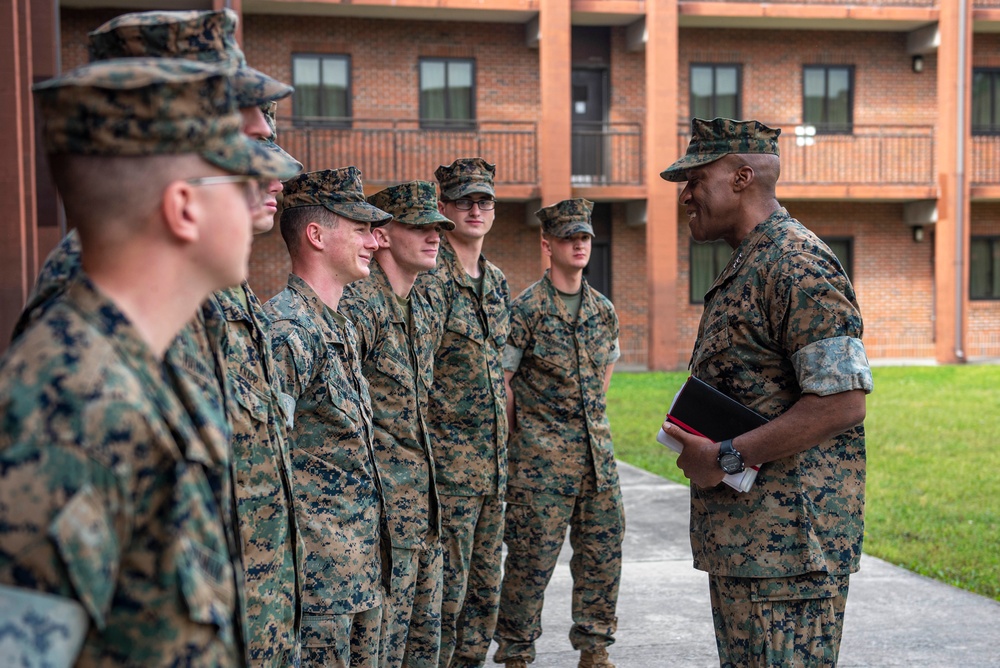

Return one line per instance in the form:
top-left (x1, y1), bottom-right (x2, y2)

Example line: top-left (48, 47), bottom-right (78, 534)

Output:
top-left (697, 0), bottom-right (936, 5)
top-left (676, 123), bottom-right (936, 187)
top-left (971, 135), bottom-right (1000, 185)
top-left (279, 118), bottom-right (538, 186)
top-left (571, 121), bottom-right (644, 186)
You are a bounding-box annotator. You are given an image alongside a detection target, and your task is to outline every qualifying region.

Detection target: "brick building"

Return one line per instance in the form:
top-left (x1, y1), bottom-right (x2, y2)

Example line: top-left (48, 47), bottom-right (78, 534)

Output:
top-left (4, 0), bottom-right (999, 368)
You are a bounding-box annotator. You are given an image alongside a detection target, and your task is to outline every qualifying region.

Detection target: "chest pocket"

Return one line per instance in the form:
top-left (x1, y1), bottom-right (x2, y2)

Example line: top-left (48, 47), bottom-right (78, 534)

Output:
top-left (172, 462), bottom-right (237, 636)
top-left (482, 290), bottom-right (509, 349)
top-left (531, 335), bottom-right (573, 372)
top-left (374, 345), bottom-right (413, 389)
top-left (230, 372), bottom-right (270, 424)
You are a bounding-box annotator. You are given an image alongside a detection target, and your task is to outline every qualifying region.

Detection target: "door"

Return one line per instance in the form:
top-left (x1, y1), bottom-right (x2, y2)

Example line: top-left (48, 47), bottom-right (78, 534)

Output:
top-left (572, 69), bottom-right (608, 184)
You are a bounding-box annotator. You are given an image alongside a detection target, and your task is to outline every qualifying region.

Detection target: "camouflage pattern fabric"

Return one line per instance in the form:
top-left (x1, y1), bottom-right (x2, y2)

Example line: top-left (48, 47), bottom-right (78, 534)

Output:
top-left (413, 237), bottom-right (510, 496)
top-left (301, 605), bottom-right (382, 668)
top-left (264, 274), bottom-right (390, 666)
top-left (412, 236), bottom-right (509, 668)
top-left (494, 272), bottom-right (623, 662)
top-left (494, 486), bottom-right (624, 663)
top-left (282, 167), bottom-right (392, 224)
top-left (436, 494), bottom-right (505, 668)
top-left (32, 57), bottom-right (299, 180)
top-left (260, 101), bottom-right (301, 169)
top-left (340, 260), bottom-right (442, 668)
top-left (380, 544), bottom-right (444, 668)
top-left (87, 8), bottom-right (292, 107)
top-left (688, 207), bottom-right (873, 580)
top-left (367, 180), bottom-right (454, 230)
top-left (0, 276), bottom-right (242, 665)
top-left (10, 229), bottom-right (82, 343)
top-left (503, 273), bottom-right (620, 495)
top-left (660, 117), bottom-right (781, 182)
top-left (709, 573), bottom-right (849, 667)
top-left (213, 283), bottom-right (304, 668)
top-left (434, 158), bottom-right (496, 201)
top-left (534, 198), bottom-right (595, 238)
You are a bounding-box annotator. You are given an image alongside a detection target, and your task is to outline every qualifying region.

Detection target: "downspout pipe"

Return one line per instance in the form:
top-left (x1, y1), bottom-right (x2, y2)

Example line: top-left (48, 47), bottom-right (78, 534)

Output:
top-left (955, 0), bottom-right (967, 361)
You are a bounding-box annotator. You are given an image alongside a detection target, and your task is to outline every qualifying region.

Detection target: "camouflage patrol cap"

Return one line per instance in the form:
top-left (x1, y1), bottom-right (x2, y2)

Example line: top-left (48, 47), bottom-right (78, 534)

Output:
top-left (535, 198), bottom-right (595, 238)
top-left (435, 157), bottom-right (496, 200)
top-left (88, 9), bottom-right (292, 108)
top-left (367, 181), bottom-right (455, 230)
top-left (259, 101), bottom-right (302, 174)
top-left (282, 167), bottom-right (392, 225)
top-left (660, 117), bottom-right (781, 182)
top-left (32, 57), bottom-right (300, 180)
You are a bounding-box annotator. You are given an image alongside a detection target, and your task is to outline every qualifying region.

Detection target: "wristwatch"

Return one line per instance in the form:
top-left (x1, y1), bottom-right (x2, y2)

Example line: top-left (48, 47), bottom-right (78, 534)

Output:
top-left (718, 439), bottom-right (746, 474)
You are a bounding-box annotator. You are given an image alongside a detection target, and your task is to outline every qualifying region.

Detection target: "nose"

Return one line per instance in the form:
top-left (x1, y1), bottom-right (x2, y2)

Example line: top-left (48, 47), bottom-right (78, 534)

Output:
top-left (364, 231), bottom-right (379, 251)
top-left (267, 179), bottom-right (282, 196)
top-left (679, 184), bottom-right (692, 205)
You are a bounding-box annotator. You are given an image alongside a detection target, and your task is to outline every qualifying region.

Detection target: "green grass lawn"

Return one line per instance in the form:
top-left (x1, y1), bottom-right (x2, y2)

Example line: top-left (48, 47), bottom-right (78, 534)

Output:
top-left (607, 366), bottom-right (1000, 602)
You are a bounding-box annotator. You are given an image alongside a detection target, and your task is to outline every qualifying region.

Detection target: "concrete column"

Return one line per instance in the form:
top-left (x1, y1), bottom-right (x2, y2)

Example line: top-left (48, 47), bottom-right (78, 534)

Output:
top-left (645, 1), bottom-right (680, 370)
top-left (934, 0), bottom-right (971, 363)
top-left (536, 0), bottom-right (572, 273)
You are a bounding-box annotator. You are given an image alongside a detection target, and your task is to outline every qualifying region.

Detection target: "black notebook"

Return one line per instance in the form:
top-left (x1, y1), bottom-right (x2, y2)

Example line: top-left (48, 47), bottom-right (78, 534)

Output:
top-left (656, 376), bottom-right (768, 492)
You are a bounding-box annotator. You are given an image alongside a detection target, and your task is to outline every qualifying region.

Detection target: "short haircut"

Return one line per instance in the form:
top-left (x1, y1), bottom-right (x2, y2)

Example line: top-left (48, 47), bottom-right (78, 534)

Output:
top-left (279, 204), bottom-right (338, 255)
top-left (48, 153), bottom-right (209, 240)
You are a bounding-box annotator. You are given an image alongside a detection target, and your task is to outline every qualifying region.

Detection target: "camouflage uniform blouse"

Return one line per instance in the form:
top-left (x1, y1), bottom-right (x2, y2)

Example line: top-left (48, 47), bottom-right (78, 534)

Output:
top-left (212, 283), bottom-right (303, 667)
top-left (689, 208), bottom-right (874, 579)
top-left (504, 272), bottom-right (621, 496)
top-left (0, 277), bottom-right (242, 666)
top-left (265, 274), bottom-right (390, 616)
top-left (340, 261), bottom-right (441, 550)
top-left (414, 238), bottom-right (510, 497)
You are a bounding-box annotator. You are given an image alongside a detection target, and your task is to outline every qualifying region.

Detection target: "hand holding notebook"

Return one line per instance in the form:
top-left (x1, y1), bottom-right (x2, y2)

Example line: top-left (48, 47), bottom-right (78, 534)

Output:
top-left (656, 376), bottom-right (768, 493)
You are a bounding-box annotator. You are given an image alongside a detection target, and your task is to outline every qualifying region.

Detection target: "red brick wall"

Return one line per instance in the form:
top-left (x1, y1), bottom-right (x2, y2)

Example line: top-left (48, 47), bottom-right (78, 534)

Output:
top-left (969, 204), bottom-right (1000, 358)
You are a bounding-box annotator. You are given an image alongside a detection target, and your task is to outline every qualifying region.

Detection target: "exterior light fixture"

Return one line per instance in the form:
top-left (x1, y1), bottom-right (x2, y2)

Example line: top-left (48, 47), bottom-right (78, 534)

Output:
top-left (794, 124), bottom-right (816, 147)
top-left (912, 55), bottom-right (925, 73)
top-left (912, 225), bottom-right (925, 242)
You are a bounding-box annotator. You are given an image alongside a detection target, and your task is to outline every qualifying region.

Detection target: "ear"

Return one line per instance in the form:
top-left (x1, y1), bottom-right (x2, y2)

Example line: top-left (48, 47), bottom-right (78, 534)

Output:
top-left (541, 234), bottom-right (552, 258)
top-left (438, 200), bottom-right (447, 215)
top-left (161, 180), bottom-right (200, 244)
top-left (304, 221), bottom-right (326, 251)
top-left (733, 164), bottom-right (755, 192)
top-left (373, 225), bottom-right (391, 249)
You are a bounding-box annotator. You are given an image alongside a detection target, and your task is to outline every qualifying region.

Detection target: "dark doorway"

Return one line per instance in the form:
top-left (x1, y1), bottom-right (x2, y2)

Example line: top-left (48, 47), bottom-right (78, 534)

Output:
top-left (572, 68), bottom-right (608, 184)
top-left (584, 202), bottom-right (612, 299)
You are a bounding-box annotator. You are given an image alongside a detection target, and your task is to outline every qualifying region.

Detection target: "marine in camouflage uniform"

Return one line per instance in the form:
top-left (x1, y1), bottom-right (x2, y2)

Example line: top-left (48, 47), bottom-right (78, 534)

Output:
top-left (94, 12), bottom-right (304, 666)
top-left (340, 181), bottom-right (456, 668)
top-left (413, 158), bottom-right (509, 668)
top-left (660, 118), bottom-right (874, 668)
top-left (0, 56), bottom-right (297, 666)
top-left (265, 167), bottom-right (393, 668)
top-left (494, 199), bottom-right (624, 668)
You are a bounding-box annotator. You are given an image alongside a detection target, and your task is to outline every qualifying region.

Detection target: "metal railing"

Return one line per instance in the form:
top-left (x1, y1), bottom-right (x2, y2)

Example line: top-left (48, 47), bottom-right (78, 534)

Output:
top-left (571, 121), bottom-right (644, 186)
top-left (279, 118), bottom-right (538, 185)
top-left (696, 0), bottom-right (936, 6)
top-left (971, 135), bottom-right (1000, 185)
top-left (676, 122), bottom-right (936, 186)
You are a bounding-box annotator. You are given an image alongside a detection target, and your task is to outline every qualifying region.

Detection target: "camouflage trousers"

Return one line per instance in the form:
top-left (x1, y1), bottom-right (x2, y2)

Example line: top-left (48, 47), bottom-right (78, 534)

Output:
top-left (493, 485), bottom-right (624, 664)
top-left (301, 606), bottom-right (382, 668)
top-left (709, 572), bottom-right (850, 668)
top-left (438, 493), bottom-right (505, 668)
top-left (380, 543), bottom-right (444, 668)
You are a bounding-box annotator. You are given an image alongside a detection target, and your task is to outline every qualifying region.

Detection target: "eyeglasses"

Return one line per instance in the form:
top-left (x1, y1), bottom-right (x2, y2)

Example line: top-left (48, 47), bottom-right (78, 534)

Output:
top-left (185, 175), bottom-right (265, 210)
top-left (448, 198), bottom-right (496, 211)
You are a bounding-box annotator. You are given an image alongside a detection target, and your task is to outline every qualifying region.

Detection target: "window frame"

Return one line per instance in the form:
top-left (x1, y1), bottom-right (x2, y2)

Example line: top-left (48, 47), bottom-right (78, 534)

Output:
top-left (819, 235), bottom-right (855, 281)
top-left (688, 240), bottom-right (732, 305)
top-left (689, 63), bottom-right (742, 121)
top-left (291, 53), bottom-right (352, 127)
top-left (971, 235), bottom-right (1000, 300)
top-left (802, 65), bottom-right (855, 135)
top-left (418, 57), bottom-right (477, 131)
top-left (972, 68), bottom-right (1000, 135)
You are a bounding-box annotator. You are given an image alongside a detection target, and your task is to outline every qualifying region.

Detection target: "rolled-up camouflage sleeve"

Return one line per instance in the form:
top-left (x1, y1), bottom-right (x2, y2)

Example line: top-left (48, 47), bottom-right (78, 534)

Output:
top-left (503, 305), bottom-right (531, 373)
top-left (770, 249), bottom-right (873, 397)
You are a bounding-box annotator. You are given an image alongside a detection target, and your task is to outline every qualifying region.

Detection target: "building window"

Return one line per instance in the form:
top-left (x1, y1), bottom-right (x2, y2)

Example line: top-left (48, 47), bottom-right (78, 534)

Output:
top-left (971, 236), bottom-right (1000, 300)
top-left (690, 64), bottom-right (741, 121)
top-left (292, 54), bottom-right (351, 124)
top-left (821, 236), bottom-right (854, 281)
top-left (419, 58), bottom-right (475, 129)
top-left (690, 240), bottom-right (731, 304)
top-left (972, 69), bottom-right (1000, 134)
top-left (803, 65), bottom-right (853, 134)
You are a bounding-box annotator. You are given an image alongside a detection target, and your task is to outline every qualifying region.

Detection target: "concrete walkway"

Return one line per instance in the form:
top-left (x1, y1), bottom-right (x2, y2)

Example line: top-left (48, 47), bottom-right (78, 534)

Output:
top-left (487, 462), bottom-right (1000, 667)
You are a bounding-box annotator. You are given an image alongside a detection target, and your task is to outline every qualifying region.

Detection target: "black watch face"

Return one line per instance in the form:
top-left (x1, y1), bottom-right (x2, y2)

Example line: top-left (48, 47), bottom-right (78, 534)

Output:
top-left (720, 453), bottom-right (744, 474)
